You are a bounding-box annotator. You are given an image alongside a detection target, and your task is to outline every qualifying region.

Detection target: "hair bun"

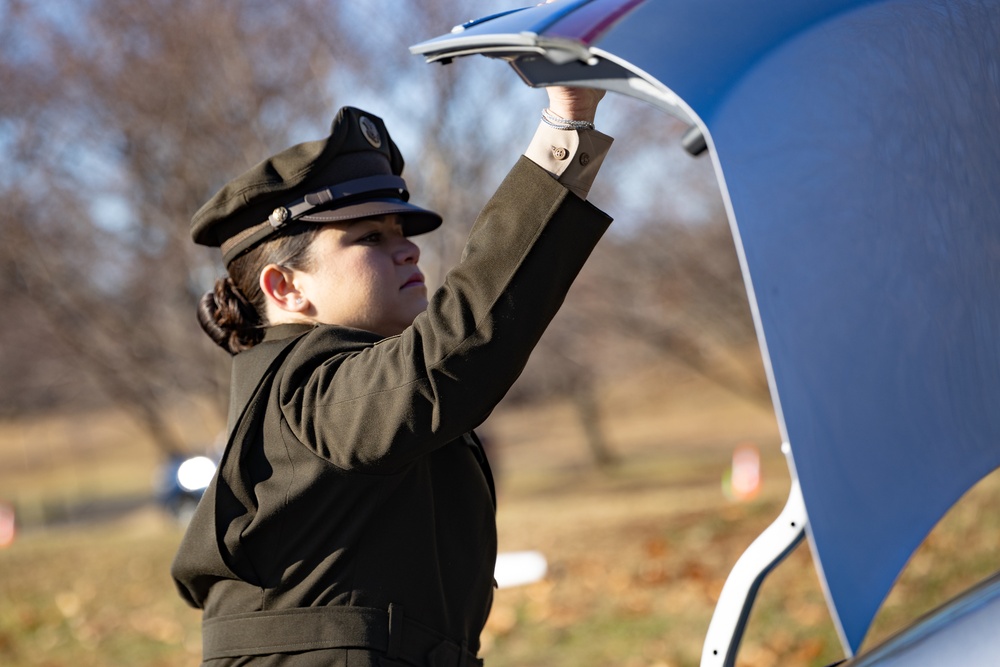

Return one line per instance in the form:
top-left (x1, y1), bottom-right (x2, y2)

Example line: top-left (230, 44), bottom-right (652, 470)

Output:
top-left (197, 277), bottom-right (263, 354)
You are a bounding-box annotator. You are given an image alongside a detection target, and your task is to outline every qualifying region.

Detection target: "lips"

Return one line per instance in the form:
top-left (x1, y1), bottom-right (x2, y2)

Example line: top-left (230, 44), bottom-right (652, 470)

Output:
top-left (402, 272), bottom-right (425, 289)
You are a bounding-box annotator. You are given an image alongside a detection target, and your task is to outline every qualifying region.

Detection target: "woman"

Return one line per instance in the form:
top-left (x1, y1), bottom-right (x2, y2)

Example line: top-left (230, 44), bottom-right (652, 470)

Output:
top-left (172, 86), bottom-right (612, 666)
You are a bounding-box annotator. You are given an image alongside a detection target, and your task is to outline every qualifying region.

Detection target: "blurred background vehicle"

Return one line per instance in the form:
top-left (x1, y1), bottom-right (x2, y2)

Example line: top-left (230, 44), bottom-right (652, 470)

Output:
top-left (155, 453), bottom-right (218, 523)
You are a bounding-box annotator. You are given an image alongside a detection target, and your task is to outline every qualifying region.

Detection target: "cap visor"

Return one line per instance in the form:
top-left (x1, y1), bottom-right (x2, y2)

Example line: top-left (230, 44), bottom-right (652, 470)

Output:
top-left (300, 198), bottom-right (442, 236)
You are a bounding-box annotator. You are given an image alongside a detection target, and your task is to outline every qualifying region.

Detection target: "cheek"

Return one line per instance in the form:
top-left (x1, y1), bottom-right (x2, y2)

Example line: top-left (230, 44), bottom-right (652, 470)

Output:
top-left (339, 256), bottom-right (394, 310)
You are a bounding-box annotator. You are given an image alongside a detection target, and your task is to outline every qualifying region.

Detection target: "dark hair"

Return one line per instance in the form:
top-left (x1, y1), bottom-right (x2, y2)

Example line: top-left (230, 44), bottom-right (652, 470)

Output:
top-left (198, 224), bottom-right (322, 354)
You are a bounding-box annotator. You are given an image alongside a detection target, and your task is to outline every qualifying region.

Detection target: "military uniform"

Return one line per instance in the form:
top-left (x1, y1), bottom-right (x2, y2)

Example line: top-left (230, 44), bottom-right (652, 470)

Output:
top-left (173, 107), bottom-right (612, 666)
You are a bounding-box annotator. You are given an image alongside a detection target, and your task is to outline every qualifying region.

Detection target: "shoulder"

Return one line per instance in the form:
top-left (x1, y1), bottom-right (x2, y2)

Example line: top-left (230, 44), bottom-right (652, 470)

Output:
top-left (276, 324), bottom-right (384, 393)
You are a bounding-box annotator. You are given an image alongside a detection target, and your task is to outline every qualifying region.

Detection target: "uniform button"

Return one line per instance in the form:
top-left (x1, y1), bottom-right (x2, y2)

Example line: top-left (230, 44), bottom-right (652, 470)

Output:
top-left (579, 152), bottom-right (591, 166)
top-left (551, 146), bottom-right (569, 161)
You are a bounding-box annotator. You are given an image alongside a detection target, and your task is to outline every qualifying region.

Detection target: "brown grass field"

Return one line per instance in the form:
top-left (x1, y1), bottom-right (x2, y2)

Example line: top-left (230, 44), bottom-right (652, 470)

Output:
top-left (1, 361), bottom-right (998, 667)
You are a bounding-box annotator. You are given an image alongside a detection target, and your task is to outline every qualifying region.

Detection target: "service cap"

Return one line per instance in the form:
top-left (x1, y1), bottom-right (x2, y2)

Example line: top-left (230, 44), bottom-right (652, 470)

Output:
top-left (191, 107), bottom-right (442, 265)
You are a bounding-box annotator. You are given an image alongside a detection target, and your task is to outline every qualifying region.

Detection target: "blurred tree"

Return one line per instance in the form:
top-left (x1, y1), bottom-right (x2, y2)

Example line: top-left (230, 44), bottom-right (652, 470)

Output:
top-left (593, 212), bottom-right (771, 407)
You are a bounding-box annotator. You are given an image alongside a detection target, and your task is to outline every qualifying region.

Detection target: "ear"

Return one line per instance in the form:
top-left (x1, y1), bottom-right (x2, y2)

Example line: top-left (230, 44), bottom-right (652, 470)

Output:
top-left (259, 264), bottom-right (308, 314)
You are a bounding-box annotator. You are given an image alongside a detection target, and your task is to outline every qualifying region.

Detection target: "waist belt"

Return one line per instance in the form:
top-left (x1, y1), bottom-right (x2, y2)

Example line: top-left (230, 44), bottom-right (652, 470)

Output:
top-left (201, 604), bottom-right (482, 667)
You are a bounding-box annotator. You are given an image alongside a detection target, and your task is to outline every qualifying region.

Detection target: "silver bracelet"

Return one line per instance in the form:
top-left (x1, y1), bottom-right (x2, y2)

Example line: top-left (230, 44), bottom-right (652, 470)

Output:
top-left (541, 107), bottom-right (595, 131)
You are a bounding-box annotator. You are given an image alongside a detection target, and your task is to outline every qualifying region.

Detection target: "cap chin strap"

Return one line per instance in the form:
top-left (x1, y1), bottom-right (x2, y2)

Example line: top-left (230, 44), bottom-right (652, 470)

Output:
top-left (221, 175), bottom-right (408, 264)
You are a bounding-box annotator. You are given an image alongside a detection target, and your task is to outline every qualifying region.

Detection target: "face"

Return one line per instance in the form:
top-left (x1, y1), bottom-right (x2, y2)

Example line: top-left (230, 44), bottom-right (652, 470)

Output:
top-left (292, 215), bottom-right (428, 336)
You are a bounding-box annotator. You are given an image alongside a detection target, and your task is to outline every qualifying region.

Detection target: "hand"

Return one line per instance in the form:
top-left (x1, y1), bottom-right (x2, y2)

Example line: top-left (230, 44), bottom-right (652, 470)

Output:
top-left (540, 2), bottom-right (604, 123)
top-left (545, 85), bottom-right (605, 124)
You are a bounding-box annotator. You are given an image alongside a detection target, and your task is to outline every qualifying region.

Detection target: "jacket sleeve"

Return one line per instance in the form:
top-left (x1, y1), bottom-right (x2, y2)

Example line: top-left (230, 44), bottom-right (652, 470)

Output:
top-left (278, 157), bottom-right (612, 472)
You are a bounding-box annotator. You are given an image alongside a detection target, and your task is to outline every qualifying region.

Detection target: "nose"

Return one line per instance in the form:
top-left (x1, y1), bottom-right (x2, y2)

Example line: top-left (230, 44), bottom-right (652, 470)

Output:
top-left (394, 237), bottom-right (420, 265)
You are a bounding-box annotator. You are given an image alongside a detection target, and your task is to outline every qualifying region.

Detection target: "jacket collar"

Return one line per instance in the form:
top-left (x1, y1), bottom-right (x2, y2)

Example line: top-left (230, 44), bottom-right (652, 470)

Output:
top-left (262, 322), bottom-right (317, 342)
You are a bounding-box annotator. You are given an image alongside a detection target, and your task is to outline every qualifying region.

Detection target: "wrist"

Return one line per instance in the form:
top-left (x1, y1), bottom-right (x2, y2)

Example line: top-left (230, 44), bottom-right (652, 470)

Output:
top-left (541, 107), bottom-right (595, 131)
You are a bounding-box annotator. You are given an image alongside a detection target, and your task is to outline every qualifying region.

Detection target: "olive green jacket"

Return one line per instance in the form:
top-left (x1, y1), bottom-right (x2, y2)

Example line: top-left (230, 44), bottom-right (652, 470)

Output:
top-left (171, 157), bottom-right (612, 666)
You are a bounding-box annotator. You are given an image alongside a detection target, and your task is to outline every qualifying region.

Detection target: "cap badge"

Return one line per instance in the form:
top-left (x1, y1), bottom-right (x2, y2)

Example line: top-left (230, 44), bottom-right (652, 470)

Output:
top-left (269, 206), bottom-right (291, 228)
top-left (359, 116), bottom-right (382, 149)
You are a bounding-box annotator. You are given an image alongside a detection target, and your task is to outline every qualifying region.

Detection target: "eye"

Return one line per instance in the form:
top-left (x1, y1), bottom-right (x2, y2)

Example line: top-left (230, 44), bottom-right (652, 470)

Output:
top-left (357, 230), bottom-right (382, 244)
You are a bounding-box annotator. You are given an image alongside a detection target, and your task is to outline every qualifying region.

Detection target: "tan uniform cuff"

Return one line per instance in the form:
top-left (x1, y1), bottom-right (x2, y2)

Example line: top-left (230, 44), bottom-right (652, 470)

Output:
top-left (523, 122), bottom-right (614, 200)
